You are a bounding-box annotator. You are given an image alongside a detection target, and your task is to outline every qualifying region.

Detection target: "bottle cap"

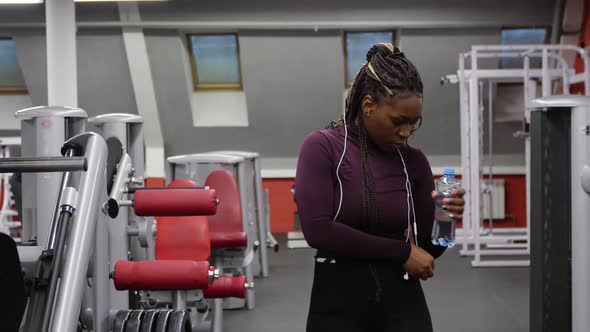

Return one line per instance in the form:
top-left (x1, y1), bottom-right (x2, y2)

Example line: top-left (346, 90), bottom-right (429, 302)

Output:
top-left (443, 168), bottom-right (455, 177)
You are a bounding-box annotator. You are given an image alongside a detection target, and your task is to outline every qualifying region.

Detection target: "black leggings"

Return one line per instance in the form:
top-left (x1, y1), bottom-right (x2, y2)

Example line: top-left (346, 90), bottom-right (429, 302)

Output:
top-left (0, 233), bottom-right (26, 332)
top-left (306, 258), bottom-right (433, 332)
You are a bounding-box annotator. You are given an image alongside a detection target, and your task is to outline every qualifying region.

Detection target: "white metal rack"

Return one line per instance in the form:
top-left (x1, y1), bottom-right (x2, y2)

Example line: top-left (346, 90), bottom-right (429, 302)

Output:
top-left (0, 137), bottom-right (22, 240)
top-left (443, 44), bottom-right (590, 267)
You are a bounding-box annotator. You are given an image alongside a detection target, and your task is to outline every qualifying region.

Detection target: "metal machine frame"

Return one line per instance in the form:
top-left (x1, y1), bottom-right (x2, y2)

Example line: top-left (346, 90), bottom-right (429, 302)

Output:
top-left (167, 153), bottom-right (257, 332)
top-left (444, 44), bottom-right (590, 267)
top-left (528, 95), bottom-right (590, 332)
top-left (209, 150), bottom-right (279, 278)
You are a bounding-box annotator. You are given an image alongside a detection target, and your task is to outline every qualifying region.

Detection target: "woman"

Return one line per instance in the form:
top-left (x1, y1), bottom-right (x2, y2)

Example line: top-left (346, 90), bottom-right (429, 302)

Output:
top-left (295, 43), bottom-right (465, 331)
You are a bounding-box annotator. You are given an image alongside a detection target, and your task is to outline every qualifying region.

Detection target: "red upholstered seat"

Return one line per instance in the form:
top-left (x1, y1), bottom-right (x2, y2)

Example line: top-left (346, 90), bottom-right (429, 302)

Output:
top-left (209, 232), bottom-right (247, 249)
top-left (205, 170), bottom-right (247, 248)
top-left (155, 179), bottom-right (211, 261)
top-left (113, 179), bottom-right (213, 291)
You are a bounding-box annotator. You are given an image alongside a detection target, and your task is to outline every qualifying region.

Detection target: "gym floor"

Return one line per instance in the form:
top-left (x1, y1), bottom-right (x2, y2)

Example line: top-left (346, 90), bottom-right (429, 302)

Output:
top-left (225, 237), bottom-right (529, 332)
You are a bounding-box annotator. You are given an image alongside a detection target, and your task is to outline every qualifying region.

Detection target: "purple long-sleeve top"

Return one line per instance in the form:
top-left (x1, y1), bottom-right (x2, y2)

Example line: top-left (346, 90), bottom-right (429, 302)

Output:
top-left (295, 124), bottom-right (446, 263)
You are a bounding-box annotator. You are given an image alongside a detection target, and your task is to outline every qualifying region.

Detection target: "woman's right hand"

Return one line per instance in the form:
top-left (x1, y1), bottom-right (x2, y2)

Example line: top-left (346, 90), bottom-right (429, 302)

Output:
top-left (402, 244), bottom-right (434, 280)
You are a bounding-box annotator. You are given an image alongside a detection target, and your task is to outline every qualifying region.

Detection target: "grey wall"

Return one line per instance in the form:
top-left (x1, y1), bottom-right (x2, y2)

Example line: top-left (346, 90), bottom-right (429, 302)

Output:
top-left (11, 29), bottom-right (137, 117)
top-left (149, 28), bottom-right (528, 158)
top-left (401, 29), bottom-right (524, 155)
top-left (77, 29), bottom-right (137, 116)
top-left (146, 30), bottom-right (343, 157)
top-left (12, 30), bottom-right (47, 106)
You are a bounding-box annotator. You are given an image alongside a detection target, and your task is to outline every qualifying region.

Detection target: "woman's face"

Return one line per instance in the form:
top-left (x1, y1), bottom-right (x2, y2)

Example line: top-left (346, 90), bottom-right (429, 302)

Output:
top-left (361, 94), bottom-right (423, 148)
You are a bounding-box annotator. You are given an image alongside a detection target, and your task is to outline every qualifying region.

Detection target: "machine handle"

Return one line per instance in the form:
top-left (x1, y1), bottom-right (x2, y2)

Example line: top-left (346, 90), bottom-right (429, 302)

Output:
top-left (0, 156), bottom-right (87, 173)
top-left (127, 186), bottom-right (208, 194)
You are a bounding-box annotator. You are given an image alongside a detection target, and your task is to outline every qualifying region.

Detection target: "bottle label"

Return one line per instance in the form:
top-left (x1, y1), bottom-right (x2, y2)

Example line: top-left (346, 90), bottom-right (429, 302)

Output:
top-left (435, 194), bottom-right (453, 222)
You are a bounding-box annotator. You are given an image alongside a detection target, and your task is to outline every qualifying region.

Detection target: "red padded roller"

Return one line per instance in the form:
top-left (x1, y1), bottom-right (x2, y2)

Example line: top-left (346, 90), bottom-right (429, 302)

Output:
top-left (134, 188), bottom-right (217, 216)
top-left (204, 170), bottom-right (244, 234)
top-left (113, 260), bottom-right (210, 290)
top-left (203, 275), bottom-right (247, 299)
top-left (210, 232), bottom-right (247, 249)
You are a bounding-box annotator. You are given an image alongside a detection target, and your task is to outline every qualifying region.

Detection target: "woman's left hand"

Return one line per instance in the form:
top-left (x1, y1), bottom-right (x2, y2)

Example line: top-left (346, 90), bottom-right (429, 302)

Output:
top-left (431, 188), bottom-right (465, 222)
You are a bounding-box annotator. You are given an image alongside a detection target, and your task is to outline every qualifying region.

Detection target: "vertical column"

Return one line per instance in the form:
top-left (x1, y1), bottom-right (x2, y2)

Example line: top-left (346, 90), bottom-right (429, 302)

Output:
top-left (541, 49), bottom-right (550, 97)
top-left (571, 104), bottom-right (590, 332)
top-left (118, 3), bottom-right (165, 177)
top-left (46, 0), bottom-right (77, 107)
top-left (525, 71), bottom-right (536, 256)
top-left (35, 117), bottom-right (65, 248)
top-left (458, 53), bottom-right (471, 253)
top-left (237, 162), bottom-right (255, 309)
top-left (102, 122), bottom-right (130, 311)
top-left (469, 50), bottom-right (481, 266)
top-left (254, 158), bottom-right (270, 277)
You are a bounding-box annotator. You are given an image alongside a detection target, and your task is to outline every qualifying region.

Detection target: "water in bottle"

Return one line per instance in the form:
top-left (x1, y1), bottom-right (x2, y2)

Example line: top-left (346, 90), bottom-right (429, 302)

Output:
top-left (431, 168), bottom-right (461, 247)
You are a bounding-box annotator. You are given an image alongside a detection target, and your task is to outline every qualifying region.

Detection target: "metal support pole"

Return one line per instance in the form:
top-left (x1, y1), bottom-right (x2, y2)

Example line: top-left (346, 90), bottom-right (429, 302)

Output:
top-left (107, 154), bottom-right (132, 310)
top-left (172, 291), bottom-right (187, 310)
top-left (51, 133), bottom-right (108, 332)
top-left (47, 150), bottom-right (75, 251)
top-left (253, 158), bottom-right (270, 277)
top-left (570, 104), bottom-right (590, 330)
top-left (542, 49), bottom-right (551, 97)
top-left (458, 53), bottom-right (472, 253)
top-left (487, 81), bottom-right (494, 233)
top-left (211, 258), bottom-right (223, 332)
top-left (469, 49), bottom-right (482, 266)
top-left (237, 163), bottom-right (255, 310)
top-left (46, 0), bottom-right (77, 107)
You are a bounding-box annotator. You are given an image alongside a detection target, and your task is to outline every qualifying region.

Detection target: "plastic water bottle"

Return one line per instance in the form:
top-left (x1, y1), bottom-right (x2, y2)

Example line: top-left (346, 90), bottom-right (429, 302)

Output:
top-left (431, 168), bottom-right (461, 247)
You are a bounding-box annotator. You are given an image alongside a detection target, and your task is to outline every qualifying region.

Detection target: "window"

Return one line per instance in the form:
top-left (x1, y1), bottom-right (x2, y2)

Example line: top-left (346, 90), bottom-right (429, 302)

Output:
top-left (187, 34), bottom-right (242, 91)
top-left (0, 37), bottom-right (26, 93)
top-left (344, 31), bottom-right (395, 87)
top-left (499, 28), bottom-right (549, 69)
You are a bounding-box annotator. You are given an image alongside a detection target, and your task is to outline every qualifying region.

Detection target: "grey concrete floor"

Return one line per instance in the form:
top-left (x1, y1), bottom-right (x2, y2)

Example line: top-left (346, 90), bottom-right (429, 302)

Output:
top-left (224, 241), bottom-right (529, 332)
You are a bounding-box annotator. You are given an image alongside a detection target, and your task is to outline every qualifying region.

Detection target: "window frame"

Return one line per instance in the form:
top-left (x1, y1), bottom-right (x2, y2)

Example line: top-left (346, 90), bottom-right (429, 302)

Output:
top-left (500, 26), bottom-right (552, 44)
top-left (0, 36), bottom-right (27, 94)
top-left (498, 26), bottom-right (551, 69)
top-left (343, 30), bottom-right (396, 88)
top-left (186, 32), bottom-right (243, 92)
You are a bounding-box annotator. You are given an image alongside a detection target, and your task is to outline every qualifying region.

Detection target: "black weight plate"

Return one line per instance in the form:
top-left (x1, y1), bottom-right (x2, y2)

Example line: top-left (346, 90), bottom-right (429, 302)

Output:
top-left (113, 310), bottom-right (132, 332)
top-left (140, 309), bottom-right (159, 332)
top-left (154, 309), bottom-right (173, 332)
top-left (166, 310), bottom-right (191, 332)
top-left (125, 309), bottom-right (145, 332)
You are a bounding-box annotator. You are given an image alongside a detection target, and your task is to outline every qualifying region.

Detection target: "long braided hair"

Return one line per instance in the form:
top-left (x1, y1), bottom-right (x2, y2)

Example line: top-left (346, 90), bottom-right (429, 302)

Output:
top-left (330, 43), bottom-right (423, 233)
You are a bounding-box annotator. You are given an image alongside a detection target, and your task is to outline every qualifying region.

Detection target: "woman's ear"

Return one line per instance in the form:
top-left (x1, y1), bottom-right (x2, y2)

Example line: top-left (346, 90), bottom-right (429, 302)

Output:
top-left (361, 95), bottom-right (375, 117)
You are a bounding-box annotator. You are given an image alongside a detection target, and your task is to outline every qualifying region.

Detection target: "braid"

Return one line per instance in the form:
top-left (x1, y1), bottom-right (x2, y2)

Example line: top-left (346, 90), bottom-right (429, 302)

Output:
top-left (358, 114), bottom-right (378, 232)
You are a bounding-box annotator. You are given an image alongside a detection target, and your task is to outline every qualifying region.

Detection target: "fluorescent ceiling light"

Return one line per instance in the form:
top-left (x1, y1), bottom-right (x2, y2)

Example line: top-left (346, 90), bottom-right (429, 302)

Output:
top-left (0, 0), bottom-right (167, 3)
top-left (75, 0), bottom-right (168, 1)
top-left (0, 0), bottom-right (43, 3)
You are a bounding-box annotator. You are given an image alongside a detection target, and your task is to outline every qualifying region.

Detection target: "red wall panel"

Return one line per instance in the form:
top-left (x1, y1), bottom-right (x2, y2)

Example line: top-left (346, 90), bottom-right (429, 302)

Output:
top-left (263, 174), bottom-right (527, 233)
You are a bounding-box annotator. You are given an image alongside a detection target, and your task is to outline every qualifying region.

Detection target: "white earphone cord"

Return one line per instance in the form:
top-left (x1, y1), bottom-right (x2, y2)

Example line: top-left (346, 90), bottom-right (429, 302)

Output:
top-left (397, 148), bottom-right (418, 246)
top-left (333, 115), bottom-right (347, 222)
